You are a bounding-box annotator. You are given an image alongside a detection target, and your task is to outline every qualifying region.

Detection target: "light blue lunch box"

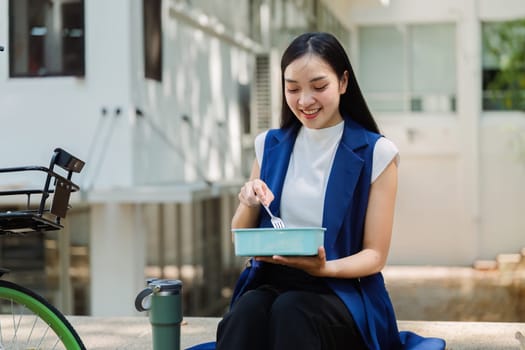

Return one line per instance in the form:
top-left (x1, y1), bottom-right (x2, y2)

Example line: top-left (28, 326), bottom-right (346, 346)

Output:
top-left (233, 227), bottom-right (326, 256)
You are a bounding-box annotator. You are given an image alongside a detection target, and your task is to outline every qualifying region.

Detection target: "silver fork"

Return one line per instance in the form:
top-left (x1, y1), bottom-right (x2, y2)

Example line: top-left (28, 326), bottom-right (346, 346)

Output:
top-left (261, 204), bottom-right (286, 228)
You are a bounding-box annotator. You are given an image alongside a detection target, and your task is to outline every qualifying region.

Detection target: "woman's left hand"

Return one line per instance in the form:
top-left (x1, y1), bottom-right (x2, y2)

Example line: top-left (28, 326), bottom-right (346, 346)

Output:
top-left (255, 246), bottom-right (328, 277)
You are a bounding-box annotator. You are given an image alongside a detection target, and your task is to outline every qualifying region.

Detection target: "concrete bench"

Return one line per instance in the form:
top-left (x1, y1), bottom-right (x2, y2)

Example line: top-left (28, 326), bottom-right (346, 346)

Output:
top-left (68, 316), bottom-right (525, 349)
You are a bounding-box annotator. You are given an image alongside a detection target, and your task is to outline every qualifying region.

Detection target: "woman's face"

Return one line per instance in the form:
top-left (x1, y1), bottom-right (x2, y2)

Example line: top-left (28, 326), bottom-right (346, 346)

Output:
top-left (283, 54), bottom-right (348, 129)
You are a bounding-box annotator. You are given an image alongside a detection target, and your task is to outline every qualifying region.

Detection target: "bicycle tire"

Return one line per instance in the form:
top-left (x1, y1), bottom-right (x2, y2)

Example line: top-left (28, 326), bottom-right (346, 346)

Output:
top-left (0, 279), bottom-right (85, 349)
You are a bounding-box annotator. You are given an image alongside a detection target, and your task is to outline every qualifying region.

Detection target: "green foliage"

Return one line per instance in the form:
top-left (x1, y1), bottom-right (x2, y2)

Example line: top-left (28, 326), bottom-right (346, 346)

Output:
top-left (482, 19), bottom-right (525, 110)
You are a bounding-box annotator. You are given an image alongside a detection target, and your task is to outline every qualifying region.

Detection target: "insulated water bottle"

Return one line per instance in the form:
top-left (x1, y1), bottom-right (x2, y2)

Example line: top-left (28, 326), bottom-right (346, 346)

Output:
top-left (135, 278), bottom-right (183, 350)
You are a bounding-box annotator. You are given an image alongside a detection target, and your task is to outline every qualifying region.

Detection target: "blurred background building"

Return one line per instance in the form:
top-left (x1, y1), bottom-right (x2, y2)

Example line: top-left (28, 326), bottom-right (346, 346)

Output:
top-left (0, 0), bottom-right (524, 318)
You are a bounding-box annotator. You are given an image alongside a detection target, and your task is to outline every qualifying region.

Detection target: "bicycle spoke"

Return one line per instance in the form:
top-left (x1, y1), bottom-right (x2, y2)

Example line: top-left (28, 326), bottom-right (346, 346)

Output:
top-left (1, 296), bottom-right (68, 349)
top-left (0, 316), bottom-right (3, 349)
top-left (26, 316), bottom-right (38, 348)
top-left (10, 299), bottom-right (19, 348)
top-left (0, 281), bottom-right (85, 350)
top-left (40, 323), bottom-right (52, 349)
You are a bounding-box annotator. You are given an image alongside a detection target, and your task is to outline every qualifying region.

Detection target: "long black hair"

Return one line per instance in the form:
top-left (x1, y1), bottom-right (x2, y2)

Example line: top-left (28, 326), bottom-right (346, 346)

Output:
top-left (280, 32), bottom-right (379, 134)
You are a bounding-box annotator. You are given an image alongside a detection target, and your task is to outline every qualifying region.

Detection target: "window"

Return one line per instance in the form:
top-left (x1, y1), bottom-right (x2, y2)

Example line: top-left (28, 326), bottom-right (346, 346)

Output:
top-left (482, 19), bottom-right (525, 111)
top-left (358, 23), bottom-right (457, 113)
top-left (143, 0), bottom-right (162, 81)
top-left (9, 0), bottom-right (85, 77)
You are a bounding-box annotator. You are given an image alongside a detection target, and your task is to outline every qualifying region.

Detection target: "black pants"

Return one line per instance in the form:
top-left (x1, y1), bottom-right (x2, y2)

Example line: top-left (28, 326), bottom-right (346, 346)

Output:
top-left (216, 286), bottom-right (368, 350)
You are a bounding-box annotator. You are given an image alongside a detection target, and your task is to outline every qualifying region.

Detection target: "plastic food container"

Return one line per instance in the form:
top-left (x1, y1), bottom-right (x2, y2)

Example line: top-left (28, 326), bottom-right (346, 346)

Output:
top-left (233, 227), bottom-right (326, 256)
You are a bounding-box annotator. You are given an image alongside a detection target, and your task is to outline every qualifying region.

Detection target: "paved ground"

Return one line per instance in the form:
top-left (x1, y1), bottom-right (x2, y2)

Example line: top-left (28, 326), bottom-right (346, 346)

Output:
top-left (68, 316), bottom-right (217, 349)
top-left (68, 316), bottom-right (525, 350)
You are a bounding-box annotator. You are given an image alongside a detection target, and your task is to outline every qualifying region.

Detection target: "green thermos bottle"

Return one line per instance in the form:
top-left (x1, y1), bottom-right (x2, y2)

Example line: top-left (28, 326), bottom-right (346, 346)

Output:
top-left (135, 279), bottom-right (183, 350)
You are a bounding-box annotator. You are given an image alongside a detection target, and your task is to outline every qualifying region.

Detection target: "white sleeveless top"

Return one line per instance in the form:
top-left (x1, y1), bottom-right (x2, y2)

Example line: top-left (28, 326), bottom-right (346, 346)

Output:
top-left (254, 121), bottom-right (399, 227)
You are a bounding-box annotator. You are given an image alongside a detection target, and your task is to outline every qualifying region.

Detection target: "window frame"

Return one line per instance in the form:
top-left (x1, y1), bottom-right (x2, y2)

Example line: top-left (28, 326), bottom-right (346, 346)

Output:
top-left (8, 0), bottom-right (85, 78)
top-left (143, 0), bottom-right (162, 82)
top-left (357, 22), bottom-right (458, 115)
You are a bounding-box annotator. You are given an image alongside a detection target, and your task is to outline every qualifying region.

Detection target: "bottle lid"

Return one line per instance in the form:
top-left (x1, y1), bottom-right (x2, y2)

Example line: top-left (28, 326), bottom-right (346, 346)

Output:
top-left (148, 279), bottom-right (183, 294)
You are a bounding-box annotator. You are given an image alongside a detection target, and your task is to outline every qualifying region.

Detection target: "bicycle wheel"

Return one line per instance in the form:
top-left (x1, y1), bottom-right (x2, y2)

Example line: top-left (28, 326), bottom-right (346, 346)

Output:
top-left (0, 280), bottom-right (85, 349)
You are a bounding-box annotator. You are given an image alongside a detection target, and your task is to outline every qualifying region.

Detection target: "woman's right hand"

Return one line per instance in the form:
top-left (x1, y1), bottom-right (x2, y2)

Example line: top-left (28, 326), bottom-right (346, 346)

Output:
top-left (238, 179), bottom-right (274, 207)
top-left (231, 161), bottom-right (271, 229)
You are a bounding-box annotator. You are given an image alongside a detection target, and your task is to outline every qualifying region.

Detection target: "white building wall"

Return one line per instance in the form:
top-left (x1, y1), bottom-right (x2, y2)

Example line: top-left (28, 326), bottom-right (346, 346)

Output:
top-left (128, 3), bottom-right (253, 186)
top-left (0, 0), bottom-right (135, 190)
top-left (344, 0), bottom-right (525, 264)
top-left (86, 1), bottom-right (257, 315)
top-left (0, 0), bottom-right (255, 316)
top-left (0, 0), bottom-right (252, 190)
top-left (479, 114), bottom-right (525, 259)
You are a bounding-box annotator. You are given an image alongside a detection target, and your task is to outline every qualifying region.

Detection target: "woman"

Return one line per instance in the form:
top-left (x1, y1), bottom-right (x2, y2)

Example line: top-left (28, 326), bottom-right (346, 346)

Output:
top-left (215, 32), bottom-right (445, 350)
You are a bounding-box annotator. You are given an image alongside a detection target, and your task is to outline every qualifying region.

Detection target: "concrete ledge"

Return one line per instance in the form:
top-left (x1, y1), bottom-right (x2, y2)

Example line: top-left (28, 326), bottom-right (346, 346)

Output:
top-left (398, 321), bottom-right (525, 350)
top-left (67, 316), bottom-right (525, 349)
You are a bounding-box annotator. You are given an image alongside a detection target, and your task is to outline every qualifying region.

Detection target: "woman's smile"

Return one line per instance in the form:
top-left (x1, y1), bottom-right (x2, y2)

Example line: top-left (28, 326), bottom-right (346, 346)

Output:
top-left (301, 107), bottom-right (322, 119)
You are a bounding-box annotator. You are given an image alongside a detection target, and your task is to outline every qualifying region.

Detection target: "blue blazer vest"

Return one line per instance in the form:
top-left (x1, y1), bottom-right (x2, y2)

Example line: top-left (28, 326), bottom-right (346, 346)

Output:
top-left (224, 119), bottom-right (446, 350)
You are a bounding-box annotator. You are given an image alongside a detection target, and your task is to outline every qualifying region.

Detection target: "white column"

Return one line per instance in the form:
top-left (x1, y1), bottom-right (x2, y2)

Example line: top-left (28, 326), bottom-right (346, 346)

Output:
top-left (456, 0), bottom-right (482, 260)
top-left (90, 203), bottom-right (146, 316)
